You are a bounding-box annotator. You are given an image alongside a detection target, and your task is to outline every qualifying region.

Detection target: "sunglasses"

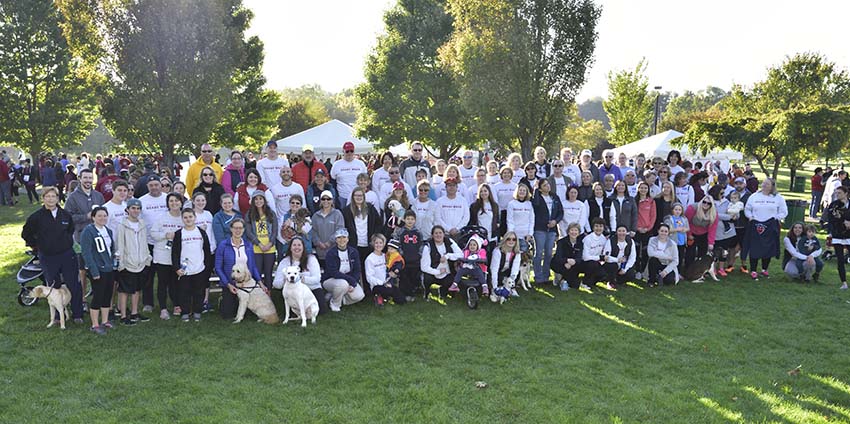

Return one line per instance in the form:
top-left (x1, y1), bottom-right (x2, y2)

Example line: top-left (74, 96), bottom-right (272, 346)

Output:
top-left (463, 156), bottom-right (473, 159)
top-left (202, 173), bottom-right (214, 177)
top-left (652, 162), bottom-right (663, 165)
top-left (506, 237), bottom-right (516, 241)
top-left (231, 226), bottom-right (244, 230)
top-left (344, 150), bottom-right (354, 154)
top-left (389, 171), bottom-right (399, 174)
top-left (412, 149), bottom-right (422, 152)
top-left (321, 198), bottom-right (332, 201)
top-left (553, 164), bottom-right (563, 168)
top-left (202, 150), bottom-right (213, 153)
top-left (418, 188), bottom-right (429, 192)
top-left (605, 156), bottom-right (613, 158)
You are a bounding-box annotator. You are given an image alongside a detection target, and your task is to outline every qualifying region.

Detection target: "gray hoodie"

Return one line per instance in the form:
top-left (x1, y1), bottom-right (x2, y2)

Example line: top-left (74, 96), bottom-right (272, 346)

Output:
top-left (311, 208), bottom-right (345, 260)
top-left (115, 217), bottom-right (152, 273)
top-left (65, 186), bottom-right (105, 243)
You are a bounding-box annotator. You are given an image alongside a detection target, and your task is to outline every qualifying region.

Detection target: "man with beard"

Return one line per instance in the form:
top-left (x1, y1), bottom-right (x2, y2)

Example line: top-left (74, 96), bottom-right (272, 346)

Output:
top-left (65, 168), bottom-right (106, 310)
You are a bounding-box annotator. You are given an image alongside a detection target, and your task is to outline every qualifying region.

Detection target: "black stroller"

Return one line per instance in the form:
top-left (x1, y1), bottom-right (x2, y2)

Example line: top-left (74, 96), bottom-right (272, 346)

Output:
top-left (452, 225), bottom-right (490, 309)
top-left (16, 250), bottom-right (45, 306)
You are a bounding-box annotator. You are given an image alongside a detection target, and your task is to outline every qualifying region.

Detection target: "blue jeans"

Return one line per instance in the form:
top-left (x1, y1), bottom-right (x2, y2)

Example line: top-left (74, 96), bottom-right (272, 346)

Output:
top-left (795, 257), bottom-right (824, 279)
top-left (810, 191), bottom-right (823, 218)
top-left (533, 230), bottom-right (556, 283)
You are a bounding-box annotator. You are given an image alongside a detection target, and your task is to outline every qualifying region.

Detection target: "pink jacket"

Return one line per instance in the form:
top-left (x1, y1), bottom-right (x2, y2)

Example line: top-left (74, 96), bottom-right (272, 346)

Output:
top-left (462, 248), bottom-right (488, 273)
top-left (220, 164), bottom-right (245, 196)
top-left (685, 205), bottom-right (718, 245)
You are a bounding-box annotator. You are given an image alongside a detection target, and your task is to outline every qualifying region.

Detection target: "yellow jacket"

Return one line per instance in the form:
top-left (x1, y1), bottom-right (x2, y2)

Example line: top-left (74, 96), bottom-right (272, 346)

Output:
top-left (185, 158), bottom-right (224, 192)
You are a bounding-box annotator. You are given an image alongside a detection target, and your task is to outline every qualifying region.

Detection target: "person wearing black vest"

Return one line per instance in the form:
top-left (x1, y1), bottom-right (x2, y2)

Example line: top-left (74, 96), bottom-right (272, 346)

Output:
top-left (587, 183), bottom-right (612, 235)
top-left (419, 225), bottom-right (462, 297)
top-left (552, 222), bottom-right (584, 290)
top-left (602, 225), bottom-right (637, 290)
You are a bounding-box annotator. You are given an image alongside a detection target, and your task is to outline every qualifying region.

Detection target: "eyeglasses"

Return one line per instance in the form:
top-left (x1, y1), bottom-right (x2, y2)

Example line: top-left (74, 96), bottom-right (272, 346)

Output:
top-left (201, 150), bottom-right (213, 153)
top-left (659, 171), bottom-right (668, 174)
top-left (652, 161), bottom-right (663, 165)
top-left (463, 156), bottom-right (473, 159)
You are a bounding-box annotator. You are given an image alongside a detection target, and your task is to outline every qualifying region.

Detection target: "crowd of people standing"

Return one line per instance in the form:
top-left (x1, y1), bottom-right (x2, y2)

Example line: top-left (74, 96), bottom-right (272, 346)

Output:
top-left (19, 141), bottom-right (849, 335)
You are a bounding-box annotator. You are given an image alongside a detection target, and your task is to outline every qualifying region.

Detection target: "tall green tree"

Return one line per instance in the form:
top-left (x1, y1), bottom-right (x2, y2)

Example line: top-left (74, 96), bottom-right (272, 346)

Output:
top-left (440, 0), bottom-right (600, 160)
top-left (0, 0), bottom-right (98, 161)
top-left (100, 0), bottom-right (247, 168)
top-left (688, 53), bottom-right (850, 184)
top-left (356, 0), bottom-right (478, 159)
top-left (660, 86), bottom-right (726, 133)
top-left (212, 9), bottom-right (283, 152)
top-left (562, 103), bottom-right (608, 154)
top-left (603, 59), bottom-right (654, 146)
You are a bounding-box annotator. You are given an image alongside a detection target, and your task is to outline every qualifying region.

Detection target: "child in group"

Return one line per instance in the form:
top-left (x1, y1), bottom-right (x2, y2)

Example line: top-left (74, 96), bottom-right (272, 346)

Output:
top-left (365, 234), bottom-right (403, 306)
top-left (114, 198), bottom-right (153, 325)
top-left (381, 239), bottom-right (407, 305)
top-left (450, 235), bottom-right (489, 295)
top-left (580, 217), bottom-right (609, 291)
top-left (796, 224), bottom-right (824, 282)
top-left (664, 202), bottom-right (689, 274)
top-left (394, 210), bottom-right (423, 301)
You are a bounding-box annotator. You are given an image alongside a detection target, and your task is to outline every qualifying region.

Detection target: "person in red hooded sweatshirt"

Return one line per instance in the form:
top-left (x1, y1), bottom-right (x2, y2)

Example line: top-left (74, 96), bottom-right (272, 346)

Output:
top-left (291, 144), bottom-right (327, 193)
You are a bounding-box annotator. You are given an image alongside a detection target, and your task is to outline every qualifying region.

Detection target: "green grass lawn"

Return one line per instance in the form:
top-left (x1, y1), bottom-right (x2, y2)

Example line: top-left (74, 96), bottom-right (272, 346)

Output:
top-left (2, 202), bottom-right (850, 423)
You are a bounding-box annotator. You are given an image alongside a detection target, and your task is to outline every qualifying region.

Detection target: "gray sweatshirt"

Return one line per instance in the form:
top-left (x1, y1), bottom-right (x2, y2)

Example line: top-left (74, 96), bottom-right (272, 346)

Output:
top-left (647, 236), bottom-right (680, 281)
top-left (311, 208), bottom-right (345, 260)
top-left (65, 186), bottom-right (105, 243)
top-left (115, 218), bottom-right (152, 273)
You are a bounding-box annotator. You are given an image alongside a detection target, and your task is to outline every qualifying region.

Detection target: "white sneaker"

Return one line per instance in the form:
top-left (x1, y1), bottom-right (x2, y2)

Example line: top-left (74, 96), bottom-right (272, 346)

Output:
top-left (580, 283), bottom-right (592, 291)
top-left (142, 305), bottom-right (153, 313)
top-left (490, 293), bottom-right (498, 303)
top-left (510, 289), bottom-right (519, 297)
top-left (635, 272), bottom-right (642, 280)
top-left (330, 303), bottom-right (341, 312)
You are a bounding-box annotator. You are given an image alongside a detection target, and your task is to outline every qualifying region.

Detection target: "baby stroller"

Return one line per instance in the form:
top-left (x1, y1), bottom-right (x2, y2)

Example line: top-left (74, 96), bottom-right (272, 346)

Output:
top-left (16, 250), bottom-right (45, 306)
top-left (455, 225), bottom-right (489, 309)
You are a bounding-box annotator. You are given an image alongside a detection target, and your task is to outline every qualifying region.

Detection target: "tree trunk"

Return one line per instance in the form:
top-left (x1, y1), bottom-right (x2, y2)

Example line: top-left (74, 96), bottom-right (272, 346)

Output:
top-left (771, 158), bottom-right (781, 181)
top-left (519, 135), bottom-right (533, 162)
top-left (161, 139), bottom-right (175, 172)
top-left (789, 166), bottom-right (797, 191)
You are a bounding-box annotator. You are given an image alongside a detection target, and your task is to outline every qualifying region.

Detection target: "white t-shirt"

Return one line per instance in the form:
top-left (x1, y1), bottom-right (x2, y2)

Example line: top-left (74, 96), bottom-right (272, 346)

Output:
top-left (412, 198), bottom-right (437, 237)
top-left (330, 158), bottom-right (367, 201)
top-left (551, 175), bottom-right (569, 206)
top-left (140, 193), bottom-right (168, 244)
top-left (96, 225), bottom-right (112, 256)
top-left (486, 174), bottom-right (500, 185)
top-left (372, 168), bottom-right (391, 194)
top-left (436, 195), bottom-right (470, 233)
top-left (365, 252), bottom-right (387, 289)
top-left (459, 165), bottom-right (478, 187)
top-left (265, 182), bottom-right (305, 223)
top-left (564, 164), bottom-right (582, 185)
top-left (492, 181), bottom-right (518, 211)
top-left (256, 156), bottom-right (290, 188)
top-left (104, 200), bottom-right (127, 234)
top-left (338, 249), bottom-right (351, 274)
top-left (507, 199), bottom-right (534, 238)
top-left (194, 210), bottom-right (216, 253)
top-left (179, 227), bottom-right (206, 276)
top-left (354, 214), bottom-right (369, 247)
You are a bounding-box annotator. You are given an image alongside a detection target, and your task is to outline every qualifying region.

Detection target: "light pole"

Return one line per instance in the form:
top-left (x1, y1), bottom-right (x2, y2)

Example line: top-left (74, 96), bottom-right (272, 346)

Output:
top-left (653, 85), bottom-right (662, 135)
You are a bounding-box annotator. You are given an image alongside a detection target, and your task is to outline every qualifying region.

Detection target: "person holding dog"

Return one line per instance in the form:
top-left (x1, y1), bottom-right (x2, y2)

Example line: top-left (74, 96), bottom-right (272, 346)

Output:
top-left (321, 229), bottom-right (366, 312)
top-left (215, 218), bottom-right (263, 319)
top-left (22, 186), bottom-right (84, 324)
top-left (80, 206), bottom-right (117, 334)
top-left (490, 231), bottom-right (522, 298)
top-left (274, 236), bottom-right (328, 315)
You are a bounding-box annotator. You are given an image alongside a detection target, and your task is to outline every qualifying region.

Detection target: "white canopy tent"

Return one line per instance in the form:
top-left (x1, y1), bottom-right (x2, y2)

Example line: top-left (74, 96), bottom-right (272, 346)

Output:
top-left (612, 130), bottom-right (743, 171)
top-left (274, 120), bottom-right (372, 158)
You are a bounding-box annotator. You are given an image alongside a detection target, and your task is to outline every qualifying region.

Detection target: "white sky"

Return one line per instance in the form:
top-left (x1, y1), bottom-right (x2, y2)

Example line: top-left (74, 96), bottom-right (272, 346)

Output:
top-left (245, 0), bottom-right (850, 100)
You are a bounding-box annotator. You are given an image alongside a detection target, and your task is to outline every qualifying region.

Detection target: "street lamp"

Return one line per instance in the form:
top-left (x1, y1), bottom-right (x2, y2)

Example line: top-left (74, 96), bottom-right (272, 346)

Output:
top-left (653, 85), bottom-right (662, 135)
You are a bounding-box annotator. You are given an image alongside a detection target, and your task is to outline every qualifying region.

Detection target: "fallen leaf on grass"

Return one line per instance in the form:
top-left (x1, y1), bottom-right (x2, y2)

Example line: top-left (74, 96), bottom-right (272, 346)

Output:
top-left (787, 365), bottom-right (802, 376)
top-left (475, 381), bottom-right (488, 389)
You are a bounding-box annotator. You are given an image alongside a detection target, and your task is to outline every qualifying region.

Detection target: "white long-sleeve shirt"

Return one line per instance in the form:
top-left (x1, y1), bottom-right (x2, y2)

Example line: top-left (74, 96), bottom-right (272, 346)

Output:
top-left (273, 254), bottom-right (322, 290)
top-left (604, 238), bottom-right (637, 271)
top-left (150, 212), bottom-right (184, 265)
top-left (744, 192), bottom-right (788, 222)
top-left (490, 248), bottom-right (520, 287)
top-left (507, 199), bottom-right (534, 238)
top-left (675, 185), bottom-right (695, 208)
top-left (647, 236), bottom-right (679, 280)
top-left (783, 237), bottom-right (822, 260)
top-left (139, 192), bottom-right (168, 244)
top-left (265, 182), bottom-right (305, 224)
top-left (420, 240), bottom-right (462, 279)
top-left (562, 200), bottom-right (589, 233)
top-left (581, 232), bottom-right (607, 262)
top-left (412, 198), bottom-right (437, 237)
top-left (491, 181), bottom-right (517, 211)
top-left (436, 194), bottom-right (470, 233)
top-left (364, 252), bottom-right (387, 289)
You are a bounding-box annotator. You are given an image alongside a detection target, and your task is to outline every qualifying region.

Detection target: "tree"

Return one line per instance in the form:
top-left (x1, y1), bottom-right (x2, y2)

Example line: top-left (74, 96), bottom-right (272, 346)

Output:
top-left (603, 59), bottom-right (654, 146)
top-left (0, 0), bottom-right (98, 162)
top-left (356, 0), bottom-right (479, 159)
top-left (440, 0), bottom-right (601, 160)
top-left (281, 85), bottom-right (356, 125)
top-left (212, 11), bottom-right (284, 152)
top-left (687, 53), bottom-right (850, 184)
top-left (562, 114), bottom-right (608, 155)
top-left (659, 87), bottom-right (727, 133)
top-left (578, 97), bottom-right (610, 129)
top-left (272, 97), bottom-right (329, 140)
top-left (100, 0), bottom-right (247, 168)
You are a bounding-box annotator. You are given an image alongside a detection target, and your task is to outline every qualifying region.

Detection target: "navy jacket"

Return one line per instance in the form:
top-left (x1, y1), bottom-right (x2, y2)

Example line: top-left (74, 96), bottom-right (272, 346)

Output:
top-left (21, 206), bottom-right (75, 256)
top-left (214, 237), bottom-right (262, 288)
top-left (532, 191), bottom-right (564, 233)
top-left (80, 224), bottom-right (115, 279)
top-left (322, 246), bottom-right (361, 287)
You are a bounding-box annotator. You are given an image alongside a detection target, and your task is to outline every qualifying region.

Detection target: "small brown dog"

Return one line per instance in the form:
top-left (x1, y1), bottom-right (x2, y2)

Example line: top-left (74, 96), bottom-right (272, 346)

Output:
top-left (31, 285), bottom-right (72, 330)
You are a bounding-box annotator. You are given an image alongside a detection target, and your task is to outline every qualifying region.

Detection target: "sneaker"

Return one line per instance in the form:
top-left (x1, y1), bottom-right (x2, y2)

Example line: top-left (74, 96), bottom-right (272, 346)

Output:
top-left (580, 283), bottom-right (592, 291)
top-left (102, 321), bottom-right (114, 329)
top-left (635, 272), bottom-right (642, 280)
top-left (841, 282), bottom-right (848, 290)
top-left (750, 271), bottom-right (759, 281)
top-left (330, 303), bottom-right (341, 312)
top-left (193, 313), bottom-right (201, 322)
top-left (560, 281), bottom-right (570, 291)
top-left (121, 317), bottom-right (136, 326)
top-left (490, 293), bottom-right (499, 303)
top-left (202, 301), bottom-right (211, 314)
top-left (482, 284), bottom-right (489, 295)
top-left (448, 282), bottom-right (459, 292)
top-left (132, 313), bottom-right (150, 322)
top-left (142, 305), bottom-right (153, 313)
top-left (553, 273), bottom-right (562, 286)
top-left (374, 295), bottom-right (384, 306)
top-left (606, 282), bottom-right (617, 290)
top-left (760, 270), bottom-right (769, 278)
top-left (404, 296), bottom-right (416, 303)
top-left (717, 268), bottom-right (728, 277)
top-left (173, 306), bottom-right (182, 316)
top-left (159, 309), bottom-right (170, 320)
top-left (181, 314), bottom-right (190, 322)
top-left (82, 302), bottom-right (88, 313)
top-left (90, 325), bottom-right (106, 335)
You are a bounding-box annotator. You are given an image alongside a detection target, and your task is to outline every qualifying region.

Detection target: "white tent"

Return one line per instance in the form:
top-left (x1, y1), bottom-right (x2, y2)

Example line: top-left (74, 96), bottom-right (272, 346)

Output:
top-left (274, 120), bottom-right (372, 158)
top-left (612, 130), bottom-right (743, 162)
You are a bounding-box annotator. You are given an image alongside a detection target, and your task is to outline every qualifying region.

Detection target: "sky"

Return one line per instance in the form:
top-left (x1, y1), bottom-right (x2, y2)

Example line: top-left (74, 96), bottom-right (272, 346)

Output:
top-left (244, 0), bottom-right (850, 101)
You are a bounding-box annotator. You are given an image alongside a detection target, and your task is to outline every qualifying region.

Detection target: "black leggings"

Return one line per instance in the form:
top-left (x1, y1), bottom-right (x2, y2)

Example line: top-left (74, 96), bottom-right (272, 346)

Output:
top-left (424, 274), bottom-right (454, 297)
top-left (648, 257), bottom-right (677, 286)
top-left (179, 272), bottom-right (207, 315)
top-left (254, 252), bottom-right (276, 289)
top-left (580, 260), bottom-right (606, 286)
top-left (749, 257), bottom-right (772, 273)
top-left (399, 266), bottom-right (420, 296)
top-left (89, 271), bottom-right (115, 309)
top-left (552, 260), bottom-right (581, 288)
top-left (603, 263), bottom-right (635, 285)
top-left (685, 233), bottom-right (708, 266)
top-left (835, 244), bottom-right (850, 282)
top-left (634, 232), bottom-right (651, 273)
top-left (373, 285), bottom-right (406, 304)
top-left (156, 263), bottom-right (179, 311)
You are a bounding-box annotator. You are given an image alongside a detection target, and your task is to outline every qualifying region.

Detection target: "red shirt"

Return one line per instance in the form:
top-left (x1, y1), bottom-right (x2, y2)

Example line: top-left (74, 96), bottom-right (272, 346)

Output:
top-left (811, 174), bottom-right (824, 192)
top-left (95, 174), bottom-right (121, 202)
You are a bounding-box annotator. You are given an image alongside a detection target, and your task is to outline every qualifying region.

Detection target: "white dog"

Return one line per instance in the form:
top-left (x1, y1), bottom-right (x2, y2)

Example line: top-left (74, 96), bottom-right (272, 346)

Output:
top-left (489, 276), bottom-right (515, 304)
top-left (32, 285), bottom-right (72, 330)
top-left (281, 266), bottom-right (319, 327)
top-left (231, 263), bottom-right (279, 324)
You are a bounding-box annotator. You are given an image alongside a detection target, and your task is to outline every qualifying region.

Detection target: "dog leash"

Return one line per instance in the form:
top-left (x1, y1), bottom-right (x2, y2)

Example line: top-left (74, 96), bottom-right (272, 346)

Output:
top-left (235, 284), bottom-right (261, 294)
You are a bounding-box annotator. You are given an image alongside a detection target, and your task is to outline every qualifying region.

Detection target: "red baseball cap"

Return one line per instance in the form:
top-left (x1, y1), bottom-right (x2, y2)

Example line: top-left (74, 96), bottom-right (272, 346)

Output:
top-left (343, 141), bottom-right (355, 151)
top-left (444, 177), bottom-right (459, 185)
top-left (393, 181), bottom-right (405, 191)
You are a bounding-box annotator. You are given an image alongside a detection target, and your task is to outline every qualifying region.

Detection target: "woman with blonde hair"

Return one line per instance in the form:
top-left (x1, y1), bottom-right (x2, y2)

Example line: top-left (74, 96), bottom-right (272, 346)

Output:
top-left (489, 230), bottom-right (521, 298)
top-left (506, 153), bottom-right (524, 184)
top-left (684, 194), bottom-right (718, 267)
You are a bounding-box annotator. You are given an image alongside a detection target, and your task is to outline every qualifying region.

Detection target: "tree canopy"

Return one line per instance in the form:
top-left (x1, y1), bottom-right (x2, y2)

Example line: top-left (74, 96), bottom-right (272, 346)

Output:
top-left (0, 0), bottom-right (99, 161)
top-left (603, 59), bottom-right (654, 146)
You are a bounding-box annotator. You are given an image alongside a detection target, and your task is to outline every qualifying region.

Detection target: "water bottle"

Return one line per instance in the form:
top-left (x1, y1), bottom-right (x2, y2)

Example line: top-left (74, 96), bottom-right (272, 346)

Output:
top-left (178, 258), bottom-right (189, 279)
top-left (113, 254), bottom-right (120, 269)
top-left (166, 239), bottom-right (173, 250)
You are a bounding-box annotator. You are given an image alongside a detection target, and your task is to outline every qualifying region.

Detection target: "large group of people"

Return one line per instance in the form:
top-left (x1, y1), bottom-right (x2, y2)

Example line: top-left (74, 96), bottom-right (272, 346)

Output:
top-left (19, 141), bottom-right (848, 335)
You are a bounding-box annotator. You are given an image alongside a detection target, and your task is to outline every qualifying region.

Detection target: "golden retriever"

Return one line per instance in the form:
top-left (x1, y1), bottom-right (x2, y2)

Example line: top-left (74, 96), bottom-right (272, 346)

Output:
top-left (230, 263), bottom-right (279, 324)
top-left (31, 285), bottom-right (72, 330)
